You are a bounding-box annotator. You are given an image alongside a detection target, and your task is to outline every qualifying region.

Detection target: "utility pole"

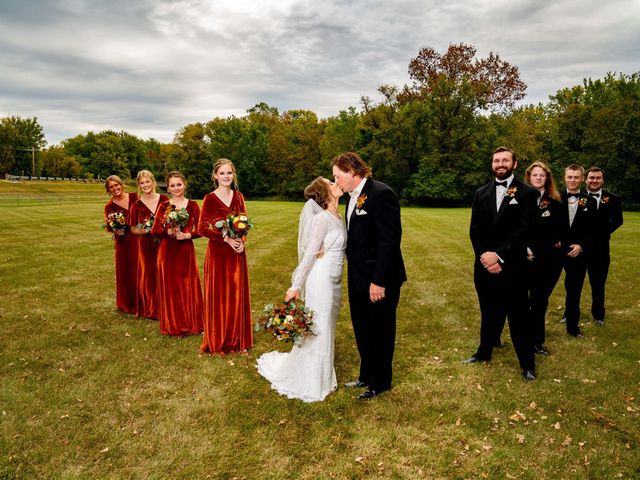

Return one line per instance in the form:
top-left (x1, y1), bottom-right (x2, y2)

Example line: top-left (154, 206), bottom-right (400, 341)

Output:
top-left (32, 147), bottom-right (35, 177)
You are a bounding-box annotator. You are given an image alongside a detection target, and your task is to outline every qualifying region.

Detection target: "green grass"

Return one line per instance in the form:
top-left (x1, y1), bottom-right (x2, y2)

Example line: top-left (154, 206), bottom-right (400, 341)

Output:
top-left (0, 185), bottom-right (639, 479)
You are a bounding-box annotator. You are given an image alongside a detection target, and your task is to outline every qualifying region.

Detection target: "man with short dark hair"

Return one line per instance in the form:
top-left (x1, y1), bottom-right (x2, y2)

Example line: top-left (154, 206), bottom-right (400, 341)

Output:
top-left (560, 165), bottom-right (596, 337)
top-left (465, 146), bottom-right (538, 381)
top-left (584, 167), bottom-right (623, 326)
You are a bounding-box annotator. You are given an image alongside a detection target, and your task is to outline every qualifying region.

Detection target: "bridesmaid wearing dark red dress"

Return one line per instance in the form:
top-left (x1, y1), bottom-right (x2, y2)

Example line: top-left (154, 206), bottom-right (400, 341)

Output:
top-left (198, 159), bottom-right (253, 354)
top-left (104, 175), bottom-right (139, 315)
top-left (130, 170), bottom-right (168, 320)
top-left (151, 171), bottom-right (204, 336)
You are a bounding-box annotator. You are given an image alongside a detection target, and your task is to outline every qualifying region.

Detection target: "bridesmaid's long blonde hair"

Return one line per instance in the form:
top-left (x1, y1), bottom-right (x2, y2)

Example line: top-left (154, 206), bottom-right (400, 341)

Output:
top-left (211, 158), bottom-right (239, 190)
top-left (136, 169), bottom-right (157, 195)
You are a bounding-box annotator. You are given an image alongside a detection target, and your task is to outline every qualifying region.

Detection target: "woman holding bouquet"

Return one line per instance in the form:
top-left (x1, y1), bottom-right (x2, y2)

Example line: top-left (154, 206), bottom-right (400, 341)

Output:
top-left (257, 177), bottom-right (346, 402)
top-left (130, 170), bottom-right (168, 320)
top-left (197, 159), bottom-right (253, 354)
top-left (104, 175), bottom-right (139, 315)
top-left (151, 171), bottom-right (204, 336)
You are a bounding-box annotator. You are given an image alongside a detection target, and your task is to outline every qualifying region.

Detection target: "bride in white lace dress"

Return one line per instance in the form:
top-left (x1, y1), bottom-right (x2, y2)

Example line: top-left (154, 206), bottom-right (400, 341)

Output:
top-left (257, 177), bottom-right (346, 402)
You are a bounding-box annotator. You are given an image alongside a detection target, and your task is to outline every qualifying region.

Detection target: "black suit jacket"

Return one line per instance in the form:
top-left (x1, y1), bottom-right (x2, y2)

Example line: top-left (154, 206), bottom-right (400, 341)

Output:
top-left (470, 177), bottom-right (538, 270)
top-left (560, 189), bottom-right (596, 254)
top-left (345, 178), bottom-right (407, 291)
top-left (529, 194), bottom-right (564, 257)
top-left (592, 190), bottom-right (623, 242)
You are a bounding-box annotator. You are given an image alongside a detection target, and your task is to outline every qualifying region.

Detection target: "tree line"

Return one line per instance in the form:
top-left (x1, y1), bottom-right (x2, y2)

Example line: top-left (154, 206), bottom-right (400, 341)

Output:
top-left (1, 43), bottom-right (638, 207)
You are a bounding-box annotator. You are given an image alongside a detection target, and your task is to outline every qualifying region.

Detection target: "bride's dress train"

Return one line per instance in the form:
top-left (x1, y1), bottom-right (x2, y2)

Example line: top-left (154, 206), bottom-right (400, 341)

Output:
top-left (257, 204), bottom-right (346, 402)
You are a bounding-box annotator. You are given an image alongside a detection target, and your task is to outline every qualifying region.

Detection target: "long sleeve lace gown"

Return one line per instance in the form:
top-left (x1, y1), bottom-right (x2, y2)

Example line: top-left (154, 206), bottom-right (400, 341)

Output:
top-left (257, 200), bottom-right (346, 402)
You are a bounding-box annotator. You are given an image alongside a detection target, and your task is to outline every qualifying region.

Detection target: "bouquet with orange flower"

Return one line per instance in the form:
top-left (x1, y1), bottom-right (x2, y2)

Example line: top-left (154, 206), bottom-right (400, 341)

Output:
top-left (163, 204), bottom-right (189, 234)
top-left (105, 211), bottom-right (128, 239)
top-left (214, 211), bottom-right (253, 240)
top-left (256, 299), bottom-right (315, 347)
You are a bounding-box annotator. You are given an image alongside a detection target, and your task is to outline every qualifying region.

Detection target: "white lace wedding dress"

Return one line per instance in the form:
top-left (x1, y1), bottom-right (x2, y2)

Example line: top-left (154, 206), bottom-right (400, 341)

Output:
top-left (257, 200), bottom-right (346, 402)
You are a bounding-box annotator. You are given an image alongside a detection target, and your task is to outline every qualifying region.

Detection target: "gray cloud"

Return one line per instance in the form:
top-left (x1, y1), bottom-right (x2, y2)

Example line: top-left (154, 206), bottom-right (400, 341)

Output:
top-left (1, 0), bottom-right (638, 145)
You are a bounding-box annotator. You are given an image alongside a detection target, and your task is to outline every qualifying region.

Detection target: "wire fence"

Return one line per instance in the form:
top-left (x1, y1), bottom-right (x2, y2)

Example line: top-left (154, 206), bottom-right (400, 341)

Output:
top-left (0, 192), bottom-right (106, 207)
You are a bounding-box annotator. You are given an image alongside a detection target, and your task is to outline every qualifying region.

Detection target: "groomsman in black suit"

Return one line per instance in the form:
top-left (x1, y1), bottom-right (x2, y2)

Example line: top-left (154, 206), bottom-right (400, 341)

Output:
top-left (560, 165), bottom-right (596, 337)
top-left (584, 167), bottom-right (623, 326)
top-left (332, 152), bottom-right (406, 399)
top-left (465, 146), bottom-right (538, 381)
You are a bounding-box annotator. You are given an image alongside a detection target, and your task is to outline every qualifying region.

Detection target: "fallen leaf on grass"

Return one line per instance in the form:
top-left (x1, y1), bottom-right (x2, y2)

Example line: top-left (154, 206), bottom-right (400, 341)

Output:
top-left (509, 411), bottom-right (526, 421)
top-left (455, 418), bottom-right (461, 426)
top-left (562, 436), bottom-right (572, 446)
top-left (552, 422), bottom-right (561, 430)
top-left (60, 414), bottom-right (69, 419)
top-left (100, 447), bottom-right (109, 453)
top-left (515, 434), bottom-right (525, 444)
top-left (528, 402), bottom-right (537, 410)
top-left (355, 456), bottom-right (365, 464)
top-left (125, 333), bottom-right (131, 337)
top-left (553, 379), bottom-right (561, 383)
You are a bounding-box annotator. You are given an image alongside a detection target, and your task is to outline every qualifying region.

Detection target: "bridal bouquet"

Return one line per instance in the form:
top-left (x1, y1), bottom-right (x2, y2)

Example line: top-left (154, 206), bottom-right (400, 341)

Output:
top-left (256, 300), bottom-right (315, 347)
top-left (214, 212), bottom-right (253, 241)
top-left (163, 204), bottom-right (189, 231)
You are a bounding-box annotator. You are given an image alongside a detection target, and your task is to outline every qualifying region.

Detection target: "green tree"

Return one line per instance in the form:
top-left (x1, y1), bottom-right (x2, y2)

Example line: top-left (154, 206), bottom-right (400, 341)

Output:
top-left (172, 123), bottom-right (211, 199)
top-left (547, 73), bottom-right (640, 206)
top-left (40, 146), bottom-right (83, 178)
top-left (0, 116), bottom-right (46, 176)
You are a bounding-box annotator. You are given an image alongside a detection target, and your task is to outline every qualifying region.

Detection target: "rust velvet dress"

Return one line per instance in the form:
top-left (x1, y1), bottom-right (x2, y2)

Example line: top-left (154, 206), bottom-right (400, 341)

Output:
top-left (104, 193), bottom-right (139, 315)
top-left (151, 200), bottom-right (204, 336)
top-left (197, 191), bottom-right (253, 354)
top-left (129, 194), bottom-right (168, 319)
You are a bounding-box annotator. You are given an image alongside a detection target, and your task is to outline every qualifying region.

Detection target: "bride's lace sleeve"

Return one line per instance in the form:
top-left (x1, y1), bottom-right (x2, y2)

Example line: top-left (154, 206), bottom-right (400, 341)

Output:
top-left (289, 213), bottom-right (328, 293)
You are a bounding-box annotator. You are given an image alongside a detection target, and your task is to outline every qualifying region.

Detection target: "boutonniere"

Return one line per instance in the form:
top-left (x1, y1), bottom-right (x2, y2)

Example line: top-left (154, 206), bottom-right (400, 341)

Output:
top-left (356, 194), bottom-right (368, 210)
top-left (578, 198), bottom-right (587, 208)
top-left (601, 196), bottom-right (610, 204)
top-left (538, 199), bottom-right (550, 209)
top-left (506, 186), bottom-right (517, 198)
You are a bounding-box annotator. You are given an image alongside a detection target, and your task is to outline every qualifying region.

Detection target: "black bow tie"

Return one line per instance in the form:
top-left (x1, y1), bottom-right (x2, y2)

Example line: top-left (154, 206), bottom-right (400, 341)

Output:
top-left (589, 192), bottom-right (600, 197)
top-left (567, 193), bottom-right (579, 199)
top-left (495, 180), bottom-right (507, 188)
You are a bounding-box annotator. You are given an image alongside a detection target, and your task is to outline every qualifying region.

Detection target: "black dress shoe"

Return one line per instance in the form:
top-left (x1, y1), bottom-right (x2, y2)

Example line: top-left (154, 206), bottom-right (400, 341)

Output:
top-left (595, 319), bottom-right (605, 326)
top-left (462, 355), bottom-right (486, 364)
top-left (344, 380), bottom-right (367, 388)
top-left (559, 316), bottom-right (567, 324)
top-left (522, 369), bottom-right (536, 382)
top-left (568, 330), bottom-right (583, 338)
top-left (357, 389), bottom-right (380, 400)
top-left (533, 344), bottom-right (551, 356)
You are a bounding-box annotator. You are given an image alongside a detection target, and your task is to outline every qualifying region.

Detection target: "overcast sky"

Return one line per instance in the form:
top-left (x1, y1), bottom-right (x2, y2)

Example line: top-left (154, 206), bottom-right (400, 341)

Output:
top-left (1, 0), bottom-right (638, 145)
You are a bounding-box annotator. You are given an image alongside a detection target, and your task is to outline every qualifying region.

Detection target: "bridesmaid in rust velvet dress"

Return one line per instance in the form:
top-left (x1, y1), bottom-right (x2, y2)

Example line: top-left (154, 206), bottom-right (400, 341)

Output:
top-left (130, 170), bottom-right (168, 320)
top-left (104, 175), bottom-right (139, 315)
top-left (151, 171), bottom-right (204, 336)
top-left (197, 158), bottom-right (253, 354)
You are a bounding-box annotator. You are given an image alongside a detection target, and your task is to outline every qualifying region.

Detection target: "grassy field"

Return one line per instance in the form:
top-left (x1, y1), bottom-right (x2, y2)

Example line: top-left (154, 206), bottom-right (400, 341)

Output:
top-left (0, 181), bottom-right (639, 479)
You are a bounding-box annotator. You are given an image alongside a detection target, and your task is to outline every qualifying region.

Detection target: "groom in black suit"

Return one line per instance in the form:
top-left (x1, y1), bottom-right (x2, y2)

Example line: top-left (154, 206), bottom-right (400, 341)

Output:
top-left (332, 152), bottom-right (406, 399)
top-left (465, 146), bottom-right (538, 381)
